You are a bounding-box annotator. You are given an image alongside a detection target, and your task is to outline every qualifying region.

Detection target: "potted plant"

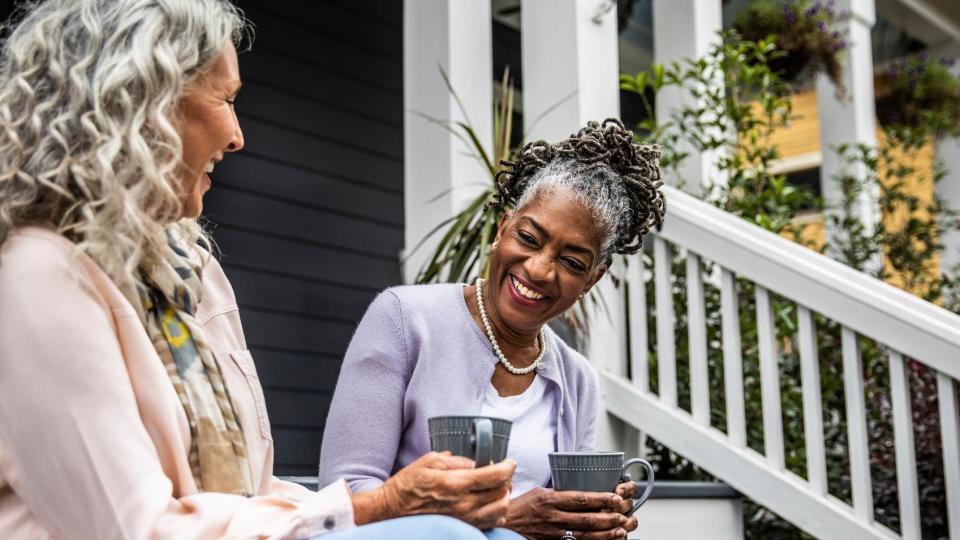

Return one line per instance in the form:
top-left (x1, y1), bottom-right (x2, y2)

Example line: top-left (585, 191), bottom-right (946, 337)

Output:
top-left (876, 54), bottom-right (960, 145)
top-left (733, 0), bottom-right (848, 92)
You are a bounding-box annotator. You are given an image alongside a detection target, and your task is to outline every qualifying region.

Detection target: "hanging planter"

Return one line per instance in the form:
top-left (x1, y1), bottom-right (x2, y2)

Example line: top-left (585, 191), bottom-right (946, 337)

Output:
top-left (876, 55), bottom-right (960, 145)
top-left (733, 0), bottom-right (848, 93)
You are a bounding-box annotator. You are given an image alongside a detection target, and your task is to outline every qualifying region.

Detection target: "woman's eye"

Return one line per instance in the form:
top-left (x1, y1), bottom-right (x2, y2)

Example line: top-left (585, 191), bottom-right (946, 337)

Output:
top-left (518, 231), bottom-right (537, 245)
top-left (564, 258), bottom-right (586, 271)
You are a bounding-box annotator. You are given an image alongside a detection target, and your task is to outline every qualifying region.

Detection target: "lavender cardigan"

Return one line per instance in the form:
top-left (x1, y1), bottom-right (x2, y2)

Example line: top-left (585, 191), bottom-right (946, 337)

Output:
top-left (318, 283), bottom-right (599, 493)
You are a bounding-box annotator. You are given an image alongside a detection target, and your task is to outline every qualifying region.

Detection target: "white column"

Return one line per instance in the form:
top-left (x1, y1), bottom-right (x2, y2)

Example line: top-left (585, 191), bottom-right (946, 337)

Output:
top-left (937, 63), bottom-right (960, 274)
top-left (652, 0), bottom-right (724, 195)
top-left (403, 0), bottom-right (492, 283)
top-left (816, 0), bottom-right (878, 244)
top-left (521, 0), bottom-right (632, 453)
top-left (521, 0), bottom-right (620, 142)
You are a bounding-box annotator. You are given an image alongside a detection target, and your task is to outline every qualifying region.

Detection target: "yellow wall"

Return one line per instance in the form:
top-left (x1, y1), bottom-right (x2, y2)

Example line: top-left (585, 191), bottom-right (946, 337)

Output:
top-left (770, 89), bottom-right (821, 159)
top-left (769, 89), bottom-right (940, 295)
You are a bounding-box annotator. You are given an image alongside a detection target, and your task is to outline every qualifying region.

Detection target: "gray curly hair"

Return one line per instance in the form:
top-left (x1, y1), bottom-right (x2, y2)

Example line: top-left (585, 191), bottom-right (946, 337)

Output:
top-left (496, 119), bottom-right (666, 266)
top-left (0, 0), bottom-right (249, 287)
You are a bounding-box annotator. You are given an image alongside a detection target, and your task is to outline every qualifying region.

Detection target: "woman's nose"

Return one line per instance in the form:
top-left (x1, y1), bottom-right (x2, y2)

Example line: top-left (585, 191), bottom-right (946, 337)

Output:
top-left (227, 113), bottom-right (244, 152)
top-left (524, 252), bottom-right (555, 282)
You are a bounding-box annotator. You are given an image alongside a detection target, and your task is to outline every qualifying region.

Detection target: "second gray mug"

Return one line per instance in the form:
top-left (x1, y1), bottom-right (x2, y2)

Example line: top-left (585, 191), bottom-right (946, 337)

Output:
top-left (549, 451), bottom-right (655, 515)
top-left (428, 416), bottom-right (512, 467)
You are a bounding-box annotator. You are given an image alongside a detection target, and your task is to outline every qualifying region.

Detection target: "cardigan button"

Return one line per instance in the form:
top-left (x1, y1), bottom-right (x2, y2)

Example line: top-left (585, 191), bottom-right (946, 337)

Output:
top-left (323, 517), bottom-right (336, 530)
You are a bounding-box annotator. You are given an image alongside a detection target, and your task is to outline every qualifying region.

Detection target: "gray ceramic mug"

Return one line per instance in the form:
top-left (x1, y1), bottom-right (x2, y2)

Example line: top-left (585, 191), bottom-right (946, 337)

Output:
top-left (549, 452), bottom-right (655, 515)
top-left (428, 416), bottom-right (512, 467)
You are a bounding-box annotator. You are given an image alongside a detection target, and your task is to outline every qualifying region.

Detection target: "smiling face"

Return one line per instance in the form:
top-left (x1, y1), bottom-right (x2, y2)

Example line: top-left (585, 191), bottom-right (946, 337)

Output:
top-left (175, 41), bottom-right (244, 218)
top-left (486, 188), bottom-right (608, 334)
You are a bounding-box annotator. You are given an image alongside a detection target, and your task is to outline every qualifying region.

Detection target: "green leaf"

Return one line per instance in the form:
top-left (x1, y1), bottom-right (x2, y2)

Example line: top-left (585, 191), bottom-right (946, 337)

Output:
top-left (653, 63), bottom-right (665, 91)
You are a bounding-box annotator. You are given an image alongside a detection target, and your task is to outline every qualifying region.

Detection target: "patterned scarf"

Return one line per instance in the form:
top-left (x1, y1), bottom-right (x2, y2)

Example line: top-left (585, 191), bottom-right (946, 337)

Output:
top-left (129, 234), bottom-right (253, 496)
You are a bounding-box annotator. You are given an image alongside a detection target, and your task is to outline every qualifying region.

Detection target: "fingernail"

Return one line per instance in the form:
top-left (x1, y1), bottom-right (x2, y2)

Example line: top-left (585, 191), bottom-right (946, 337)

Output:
top-left (497, 518), bottom-right (506, 527)
top-left (617, 529), bottom-right (626, 537)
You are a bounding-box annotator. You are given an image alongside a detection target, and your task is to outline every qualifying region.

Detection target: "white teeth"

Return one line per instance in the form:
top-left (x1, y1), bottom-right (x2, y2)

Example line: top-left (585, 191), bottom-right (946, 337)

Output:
top-left (204, 163), bottom-right (215, 173)
top-left (510, 276), bottom-right (544, 300)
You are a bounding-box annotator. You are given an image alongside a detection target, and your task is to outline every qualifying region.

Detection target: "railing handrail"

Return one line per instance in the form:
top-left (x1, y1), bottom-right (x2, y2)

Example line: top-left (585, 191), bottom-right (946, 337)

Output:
top-left (657, 185), bottom-right (960, 379)
top-left (601, 374), bottom-right (901, 540)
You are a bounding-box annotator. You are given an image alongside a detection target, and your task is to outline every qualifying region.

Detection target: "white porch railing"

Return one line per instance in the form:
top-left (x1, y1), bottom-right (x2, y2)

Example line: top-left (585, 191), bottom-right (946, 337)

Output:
top-left (603, 185), bottom-right (960, 539)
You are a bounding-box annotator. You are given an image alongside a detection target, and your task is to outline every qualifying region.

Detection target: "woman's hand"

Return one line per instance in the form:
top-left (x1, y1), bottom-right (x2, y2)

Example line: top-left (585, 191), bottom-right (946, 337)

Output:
top-left (504, 487), bottom-right (639, 539)
top-left (615, 480), bottom-right (639, 514)
top-left (352, 451), bottom-right (516, 529)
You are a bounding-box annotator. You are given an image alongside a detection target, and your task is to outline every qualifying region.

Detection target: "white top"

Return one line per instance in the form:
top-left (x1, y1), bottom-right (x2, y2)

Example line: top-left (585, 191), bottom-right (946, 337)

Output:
top-left (479, 375), bottom-right (557, 497)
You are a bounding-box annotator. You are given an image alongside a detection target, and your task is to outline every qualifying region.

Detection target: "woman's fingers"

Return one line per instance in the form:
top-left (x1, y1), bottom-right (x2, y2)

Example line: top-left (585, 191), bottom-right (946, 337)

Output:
top-left (445, 459), bottom-right (516, 493)
top-left (563, 528), bottom-right (629, 540)
top-left (468, 492), bottom-right (512, 530)
top-left (423, 451), bottom-right (479, 471)
top-left (623, 515), bottom-right (639, 532)
top-left (614, 481), bottom-right (638, 499)
top-left (551, 509), bottom-right (627, 531)
top-left (551, 490), bottom-right (623, 512)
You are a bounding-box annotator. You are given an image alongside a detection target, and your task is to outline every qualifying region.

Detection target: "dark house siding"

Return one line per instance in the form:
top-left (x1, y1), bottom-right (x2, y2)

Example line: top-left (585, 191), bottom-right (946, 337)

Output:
top-left (207, 0), bottom-right (404, 476)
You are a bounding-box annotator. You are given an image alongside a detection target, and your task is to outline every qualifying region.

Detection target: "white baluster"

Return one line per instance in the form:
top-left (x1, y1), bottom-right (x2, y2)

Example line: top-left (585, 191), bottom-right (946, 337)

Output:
top-left (627, 251), bottom-right (648, 393)
top-left (687, 252), bottom-right (709, 426)
top-left (888, 351), bottom-right (920, 540)
top-left (756, 285), bottom-right (784, 469)
top-left (841, 326), bottom-right (873, 521)
top-left (654, 237), bottom-right (677, 407)
top-left (721, 268), bottom-right (746, 447)
top-left (797, 306), bottom-right (826, 496)
top-left (938, 371), bottom-right (960, 540)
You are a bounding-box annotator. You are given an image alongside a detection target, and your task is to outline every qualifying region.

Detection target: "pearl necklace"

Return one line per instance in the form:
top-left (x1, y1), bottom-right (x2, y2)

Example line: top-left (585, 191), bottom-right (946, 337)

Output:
top-left (475, 277), bottom-right (546, 375)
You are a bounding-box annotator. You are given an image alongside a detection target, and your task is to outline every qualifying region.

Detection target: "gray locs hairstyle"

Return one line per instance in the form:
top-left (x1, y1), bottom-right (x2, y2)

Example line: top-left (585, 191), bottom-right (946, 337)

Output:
top-left (0, 0), bottom-right (249, 288)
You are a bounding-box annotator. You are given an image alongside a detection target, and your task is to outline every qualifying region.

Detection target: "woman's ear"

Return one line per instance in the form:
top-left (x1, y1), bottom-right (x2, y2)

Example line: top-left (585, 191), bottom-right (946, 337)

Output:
top-left (582, 263), bottom-right (608, 296)
top-left (494, 210), bottom-right (512, 244)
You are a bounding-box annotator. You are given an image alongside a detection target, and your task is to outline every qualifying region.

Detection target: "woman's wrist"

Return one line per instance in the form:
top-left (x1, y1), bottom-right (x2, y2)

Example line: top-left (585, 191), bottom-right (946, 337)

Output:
top-left (350, 486), bottom-right (394, 526)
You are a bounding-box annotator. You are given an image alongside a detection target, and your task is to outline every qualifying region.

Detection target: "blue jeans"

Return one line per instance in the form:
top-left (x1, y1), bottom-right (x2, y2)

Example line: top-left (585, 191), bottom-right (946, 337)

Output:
top-left (319, 515), bottom-right (524, 539)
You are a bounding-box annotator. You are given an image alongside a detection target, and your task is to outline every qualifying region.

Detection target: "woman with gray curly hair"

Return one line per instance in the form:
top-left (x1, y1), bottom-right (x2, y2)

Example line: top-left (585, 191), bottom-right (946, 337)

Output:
top-left (0, 1), bottom-right (521, 538)
top-left (320, 119), bottom-right (666, 540)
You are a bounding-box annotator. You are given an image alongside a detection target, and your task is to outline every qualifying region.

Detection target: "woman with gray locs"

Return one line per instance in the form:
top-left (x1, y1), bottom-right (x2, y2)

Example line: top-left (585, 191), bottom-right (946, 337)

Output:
top-left (0, 0), bottom-right (521, 538)
top-left (319, 119), bottom-right (666, 539)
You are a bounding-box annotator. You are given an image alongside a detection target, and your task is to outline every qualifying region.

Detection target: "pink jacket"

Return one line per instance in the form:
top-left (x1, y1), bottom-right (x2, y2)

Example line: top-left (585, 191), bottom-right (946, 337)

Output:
top-left (0, 227), bottom-right (355, 539)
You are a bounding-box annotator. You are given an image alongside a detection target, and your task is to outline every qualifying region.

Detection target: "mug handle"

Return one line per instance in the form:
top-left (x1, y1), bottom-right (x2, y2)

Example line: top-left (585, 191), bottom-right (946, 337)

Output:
top-left (621, 458), bottom-right (655, 516)
top-left (472, 418), bottom-right (493, 467)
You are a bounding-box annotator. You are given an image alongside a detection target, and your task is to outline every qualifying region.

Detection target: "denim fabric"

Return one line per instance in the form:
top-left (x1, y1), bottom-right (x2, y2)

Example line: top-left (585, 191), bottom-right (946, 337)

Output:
top-left (318, 515), bottom-right (524, 539)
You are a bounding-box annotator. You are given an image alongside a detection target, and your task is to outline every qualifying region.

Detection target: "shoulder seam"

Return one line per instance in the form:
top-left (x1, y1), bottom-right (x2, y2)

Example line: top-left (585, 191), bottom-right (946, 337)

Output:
top-left (385, 289), bottom-right (408, 366)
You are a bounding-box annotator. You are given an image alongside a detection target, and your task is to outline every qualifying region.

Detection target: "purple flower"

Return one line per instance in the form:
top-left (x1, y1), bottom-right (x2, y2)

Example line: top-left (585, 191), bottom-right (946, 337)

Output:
top-left (784, 5), bottom-right (797, 24)
top-left (818, 20), bottom-right (827, 31)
